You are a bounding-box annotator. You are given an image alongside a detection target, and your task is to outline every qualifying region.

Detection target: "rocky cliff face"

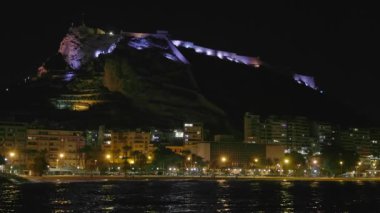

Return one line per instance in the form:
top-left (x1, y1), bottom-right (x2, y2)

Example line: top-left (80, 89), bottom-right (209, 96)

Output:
top-left (0, 25), bottom-right (366, 134)
top-left (102, 44), bottom-right (227, 129)
top-left (30, 25), bottom-right (231, 132)
top-left (58, 25), bottom-right (120, 70)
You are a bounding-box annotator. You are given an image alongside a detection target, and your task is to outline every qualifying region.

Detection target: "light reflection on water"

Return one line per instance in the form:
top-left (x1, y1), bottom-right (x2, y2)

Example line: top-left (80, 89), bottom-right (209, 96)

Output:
top-left (2, 179), bottom-right (380, 212)
top-left (279, 181), bottom-right (294, 212)
top-left (0, 182), bottom-right (21, 211)
top-left (216, 180), bottom-right (231, 212)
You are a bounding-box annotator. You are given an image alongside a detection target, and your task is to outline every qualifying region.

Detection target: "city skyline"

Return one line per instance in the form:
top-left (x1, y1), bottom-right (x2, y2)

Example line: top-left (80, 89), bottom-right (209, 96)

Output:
top-left (1, 4), bottom-right (380, 211)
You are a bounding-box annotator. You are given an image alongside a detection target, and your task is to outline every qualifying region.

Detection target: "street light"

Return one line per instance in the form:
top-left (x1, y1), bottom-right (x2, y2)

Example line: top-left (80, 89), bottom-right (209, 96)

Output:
top-left (187, 156), bottom-right (191, 161)
top-left (221, 156), bottom-right (227, 163)
top-left (57, 153), bottom-right (65, 171)
top-left (105, 154), bottom-right (112, 173)
top-left (9, 152), bottom-right (15, 158)
top-left (355, 161), bottom-right (362, 177)
top-left (106, 154), bottom-right (111, 160)
top-left (283, 158), bottom-right (290, 175)
top-left (9, 152), bottom-right (15, 174)
top-left (129, 159), bottom-right (135, 171)
top-left (284, 158), bottom-right (290, 164)
top-left (313, 160), bottom-right (318, 165)
top-left (339, 161), bottom-right (343, 174)
top-left (129, 159), bottom-right (135, 165)
top-left (254, 158), bottom-right (259, 163)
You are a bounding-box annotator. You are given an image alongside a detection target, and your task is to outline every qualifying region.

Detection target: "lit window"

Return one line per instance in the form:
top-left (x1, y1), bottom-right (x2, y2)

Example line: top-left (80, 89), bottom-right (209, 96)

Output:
top-left (175, 131), bottom-right (184, 138)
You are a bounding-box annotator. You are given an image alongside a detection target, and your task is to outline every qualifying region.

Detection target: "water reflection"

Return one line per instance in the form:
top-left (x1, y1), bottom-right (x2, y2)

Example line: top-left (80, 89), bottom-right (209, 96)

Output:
top-left (279, 181), bottom-right (294, 212)
top-left (50, 183), bottom-right (73, 212)
top-left (0, 183), bottom-right (21, 211)
top-left (1, 180), bottom-right (380, 212)
top-left (216, 180), bottom-right (231, 212)
top-left (307, 181), bottom-right (322, 210)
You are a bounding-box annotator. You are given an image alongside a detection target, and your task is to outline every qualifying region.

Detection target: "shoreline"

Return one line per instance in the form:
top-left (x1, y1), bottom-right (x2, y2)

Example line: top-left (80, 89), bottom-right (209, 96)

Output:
top-left (19, 175), bottom-right (380, 183)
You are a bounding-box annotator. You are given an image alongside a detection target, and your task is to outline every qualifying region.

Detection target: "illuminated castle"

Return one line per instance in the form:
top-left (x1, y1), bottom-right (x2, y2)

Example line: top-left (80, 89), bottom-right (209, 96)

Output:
top-left (41, 25), bottom-right (320, 111)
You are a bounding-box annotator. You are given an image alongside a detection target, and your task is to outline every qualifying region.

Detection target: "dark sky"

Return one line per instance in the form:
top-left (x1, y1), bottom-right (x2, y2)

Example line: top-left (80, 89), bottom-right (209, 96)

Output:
top-left (2, 2), bottom-right (379, 123)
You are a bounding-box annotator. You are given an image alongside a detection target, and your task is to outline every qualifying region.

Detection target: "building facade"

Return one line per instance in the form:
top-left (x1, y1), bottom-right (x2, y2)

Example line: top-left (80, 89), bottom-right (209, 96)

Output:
top-left (26, 129), bottom-right (85, 169)
top-left (102, 129), bottom-right (154, 164)
top-left (0, 122), bottom-right (28, 167)
top-left (184, 123), bottom-right (203, 144)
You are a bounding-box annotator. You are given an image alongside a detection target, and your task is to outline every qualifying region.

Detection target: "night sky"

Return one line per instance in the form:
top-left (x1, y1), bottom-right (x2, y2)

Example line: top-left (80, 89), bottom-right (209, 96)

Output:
top-left (2, 2), bottom-right (379, 123)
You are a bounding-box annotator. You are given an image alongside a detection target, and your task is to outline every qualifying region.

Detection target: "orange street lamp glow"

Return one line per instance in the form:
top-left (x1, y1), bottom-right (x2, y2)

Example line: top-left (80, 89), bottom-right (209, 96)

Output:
top-left (9, 152), bottom-right (15, 158)
top-left (221, 156), bottom-right (227, 163)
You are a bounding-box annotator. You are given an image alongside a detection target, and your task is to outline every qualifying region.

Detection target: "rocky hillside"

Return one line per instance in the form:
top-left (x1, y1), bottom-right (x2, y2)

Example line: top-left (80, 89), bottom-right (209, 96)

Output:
top-left (0, 25), bottom-right (367, 135)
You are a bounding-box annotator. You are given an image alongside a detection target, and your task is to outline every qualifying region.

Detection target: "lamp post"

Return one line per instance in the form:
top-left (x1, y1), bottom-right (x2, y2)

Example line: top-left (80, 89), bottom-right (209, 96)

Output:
top-left (253, 157), bottom-right (259, 175)
top-left (283, 158), bottom-right (290, 175)
top-left (220, 156), bottom-right (227, 175)
top-left (312, 160), bottom-right (318, 165)
top-left (129, 159), bottom-right (135, 175)
top-left (310, 159), bottom-right (318, 177)
top-left (106, 154), bottom-right (111, 173)
top-left (56, 153), bottom-right (64, 174)
top-left (186, 156), bottom-right (192, 175)
top-left (9, 152), bottom-right (15, 174)
top-left (339, 161), bottom-right (343, 174)
top-left (356, 161), bottom-right (362, 177)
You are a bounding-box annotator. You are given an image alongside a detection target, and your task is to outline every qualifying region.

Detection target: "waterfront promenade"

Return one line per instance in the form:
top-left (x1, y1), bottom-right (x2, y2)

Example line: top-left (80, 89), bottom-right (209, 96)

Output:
top-left (19, 175), bottom-right (380, 183)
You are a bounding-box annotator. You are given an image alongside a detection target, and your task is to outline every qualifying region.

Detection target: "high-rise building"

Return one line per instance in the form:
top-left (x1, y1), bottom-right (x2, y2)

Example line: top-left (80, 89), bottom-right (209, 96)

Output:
top-left (310, 122), bottom-right (335, 153)
top-left (338, 128), bottom-right (370, 157)
top-left (244, 113), bottom-right (261, 143)
top-left (286, 116), bottom-right (312, 151)
top-left (184, 122), bottom-right (203, 144)
top-left (370, 128), bottom-right (380, 157)
top-left (244, 113), bottom-right (315, 152)
top-left (264, 116), bottom-right (288, 145)
top-left (244, 114), bottom-right (287, 145)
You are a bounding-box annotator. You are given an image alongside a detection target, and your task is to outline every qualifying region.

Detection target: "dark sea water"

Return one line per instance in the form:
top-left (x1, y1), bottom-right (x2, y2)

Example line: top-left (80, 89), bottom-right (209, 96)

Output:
top-left (1, 179), bottom-right (380, 212)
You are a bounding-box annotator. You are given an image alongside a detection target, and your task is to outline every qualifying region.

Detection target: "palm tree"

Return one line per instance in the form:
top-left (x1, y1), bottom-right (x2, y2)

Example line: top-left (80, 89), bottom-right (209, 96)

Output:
top-left (32, 150), bottom-right (48, 176)
top-left (131, 150), bottom-right (147, 173)
top-left (122, 145), bottom-right (132, 176)
top-left (123, 145), bottom-right (132, 158)
top-left (79, 145), bottom-right (102, 175)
